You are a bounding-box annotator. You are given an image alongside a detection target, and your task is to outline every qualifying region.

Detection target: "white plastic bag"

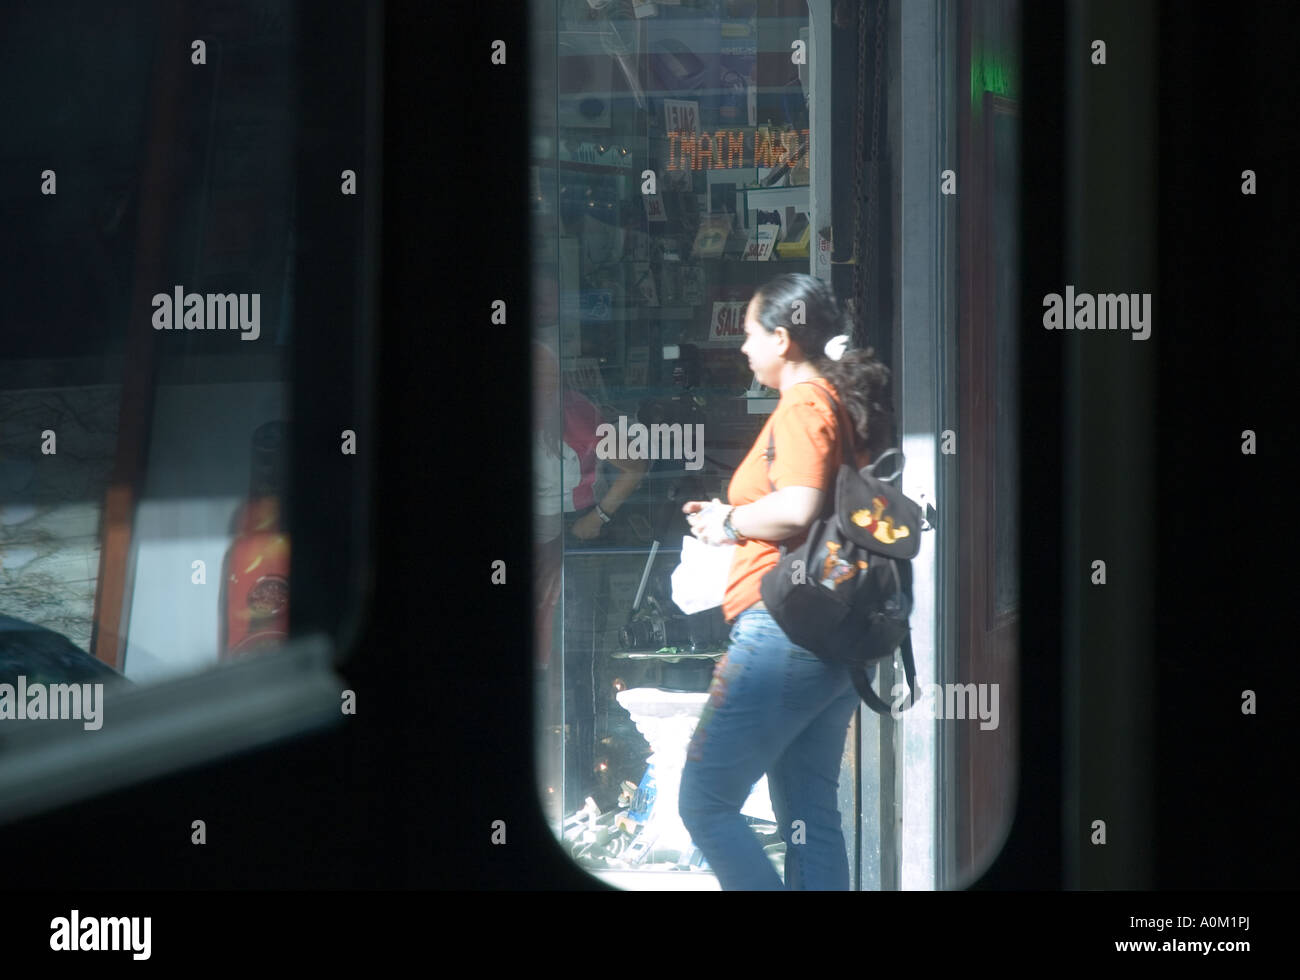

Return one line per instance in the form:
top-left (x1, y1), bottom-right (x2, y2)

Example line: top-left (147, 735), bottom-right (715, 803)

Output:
top-left (670, 534), bottom-right (735, 615)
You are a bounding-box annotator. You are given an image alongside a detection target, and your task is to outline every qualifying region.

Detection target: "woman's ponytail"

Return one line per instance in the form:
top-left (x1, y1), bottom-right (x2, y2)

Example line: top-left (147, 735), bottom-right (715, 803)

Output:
top-left (751, 274), bottom-right (895, 459)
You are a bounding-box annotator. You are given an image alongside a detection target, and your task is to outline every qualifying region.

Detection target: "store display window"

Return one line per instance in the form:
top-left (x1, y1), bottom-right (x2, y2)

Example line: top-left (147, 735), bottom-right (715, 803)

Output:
top-left (532, 0), bottom-right (1022, 890)
top-left (531, 0), bottom-right (846, 884)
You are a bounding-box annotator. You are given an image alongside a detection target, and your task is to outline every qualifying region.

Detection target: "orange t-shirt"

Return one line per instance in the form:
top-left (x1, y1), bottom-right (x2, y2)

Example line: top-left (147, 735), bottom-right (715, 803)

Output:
top-left (721, 379), bottom-right (870, 624)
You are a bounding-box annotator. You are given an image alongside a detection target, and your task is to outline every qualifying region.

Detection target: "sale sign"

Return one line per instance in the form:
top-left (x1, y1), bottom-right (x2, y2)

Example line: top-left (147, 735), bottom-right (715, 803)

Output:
top-left (708, 300), bottom-right (748, 345)
top-left (664, 99), bottom-right (700, 135)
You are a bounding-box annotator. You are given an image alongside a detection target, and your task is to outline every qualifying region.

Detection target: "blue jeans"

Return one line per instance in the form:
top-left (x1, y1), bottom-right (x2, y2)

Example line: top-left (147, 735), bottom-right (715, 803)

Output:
top-left (678, 607), bottom-right (867, 890)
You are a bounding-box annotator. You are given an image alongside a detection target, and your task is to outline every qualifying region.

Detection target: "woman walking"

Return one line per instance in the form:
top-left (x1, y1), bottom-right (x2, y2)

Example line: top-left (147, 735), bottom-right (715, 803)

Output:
top-left (678, 274), bottom-right (895, 890)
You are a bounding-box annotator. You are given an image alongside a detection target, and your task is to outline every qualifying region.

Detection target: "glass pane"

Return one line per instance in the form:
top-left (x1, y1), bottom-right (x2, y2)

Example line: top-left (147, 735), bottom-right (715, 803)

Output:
top-left (0, 1), bottom-right (368, 725)
top-left (533, 0), bottom-right (824, 886)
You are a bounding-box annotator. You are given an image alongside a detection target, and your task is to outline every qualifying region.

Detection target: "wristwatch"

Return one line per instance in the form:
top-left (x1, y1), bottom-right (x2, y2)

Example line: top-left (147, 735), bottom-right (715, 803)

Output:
top-left (722, 507), bottom-right (746, 543)
top-left (594, 504), bottom-right (612, 524)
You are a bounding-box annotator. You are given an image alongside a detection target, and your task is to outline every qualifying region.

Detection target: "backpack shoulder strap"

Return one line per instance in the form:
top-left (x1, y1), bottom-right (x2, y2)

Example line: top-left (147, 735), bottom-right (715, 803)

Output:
top-left (853, 631), bottom-right (919, 715)
top-left (805, 380), bottom-right (854, 470)
top-left (762, 380), bottom-right (854, 487)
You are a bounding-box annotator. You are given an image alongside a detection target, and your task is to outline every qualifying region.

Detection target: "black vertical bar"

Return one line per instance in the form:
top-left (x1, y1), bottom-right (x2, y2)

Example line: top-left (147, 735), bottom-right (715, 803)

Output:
top-left (974, 0), bottom-right (1065, 890)
top-left (1063, 0), bottom-right (1158, 890)
top-left (1153, 0), bottom-right (1299, 888)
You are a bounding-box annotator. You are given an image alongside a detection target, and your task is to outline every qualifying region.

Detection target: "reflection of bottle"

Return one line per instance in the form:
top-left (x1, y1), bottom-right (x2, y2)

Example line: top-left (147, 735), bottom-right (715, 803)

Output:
top-left (220, 422), bottom-right (290, 660)
top-left (627, 761), bottom-right (657, 824)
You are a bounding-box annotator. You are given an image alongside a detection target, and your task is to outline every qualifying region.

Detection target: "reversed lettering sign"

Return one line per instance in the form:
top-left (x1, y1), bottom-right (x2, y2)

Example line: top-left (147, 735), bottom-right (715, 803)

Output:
top-left (709, 301), bottom-right (747, 344)
top-left (664, 99), bottom-right (700, 135)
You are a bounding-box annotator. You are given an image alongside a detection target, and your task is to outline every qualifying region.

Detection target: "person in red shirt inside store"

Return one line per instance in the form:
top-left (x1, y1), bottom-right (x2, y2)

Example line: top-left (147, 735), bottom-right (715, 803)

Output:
top-left (532, 270), bottom-right (649, 821)
top-left (531, 336), bottom-right (648, 671)
top-left (678, 273), bottom-right (895, 890)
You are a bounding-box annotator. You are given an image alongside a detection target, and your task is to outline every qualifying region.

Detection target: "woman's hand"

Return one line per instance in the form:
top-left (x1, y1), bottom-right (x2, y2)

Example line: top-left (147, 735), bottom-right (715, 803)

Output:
top-left (571, 510), bottom-right (605, 540)
top-left (683, 498), bottom-right (731, 546)
top-left (690, 487), bottom-right (826, 543)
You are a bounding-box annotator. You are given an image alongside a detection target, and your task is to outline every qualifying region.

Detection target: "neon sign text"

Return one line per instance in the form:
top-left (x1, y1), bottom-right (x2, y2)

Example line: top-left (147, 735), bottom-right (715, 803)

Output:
top-left (667, 128), bottom-right (811, 172)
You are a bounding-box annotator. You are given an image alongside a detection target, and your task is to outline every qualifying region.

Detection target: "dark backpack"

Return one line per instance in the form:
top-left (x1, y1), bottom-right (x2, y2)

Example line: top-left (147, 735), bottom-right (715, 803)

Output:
top-left (758, 381), bottom-right (922, 715)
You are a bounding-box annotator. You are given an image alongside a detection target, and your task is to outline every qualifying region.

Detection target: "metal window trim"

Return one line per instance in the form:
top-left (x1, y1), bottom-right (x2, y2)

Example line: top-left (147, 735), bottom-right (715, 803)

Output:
top-left (889, 0), bottom-right (958, 893)
top-left (0, 634), bottom-right (344, 828)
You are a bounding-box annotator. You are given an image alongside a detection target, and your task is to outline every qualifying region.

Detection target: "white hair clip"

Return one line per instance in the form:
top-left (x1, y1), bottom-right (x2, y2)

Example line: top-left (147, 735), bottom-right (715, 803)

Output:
top-left (824, 334), bottom-right (849, 361)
